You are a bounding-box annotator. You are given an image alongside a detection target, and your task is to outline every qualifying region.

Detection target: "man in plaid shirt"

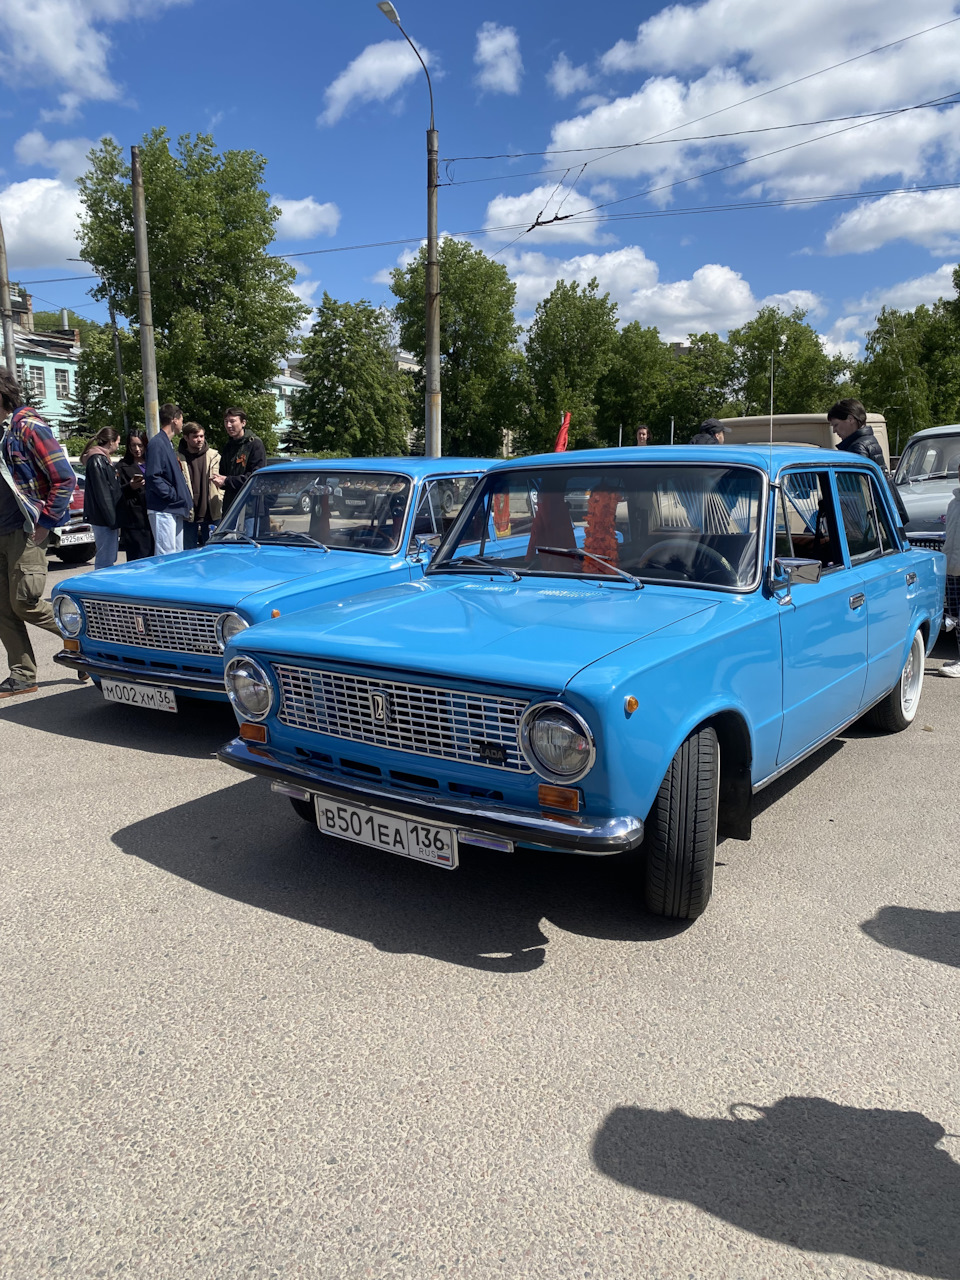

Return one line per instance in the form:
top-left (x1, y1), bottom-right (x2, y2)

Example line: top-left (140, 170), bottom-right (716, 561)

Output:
top-left (0, 370), bottom-right (77, 698)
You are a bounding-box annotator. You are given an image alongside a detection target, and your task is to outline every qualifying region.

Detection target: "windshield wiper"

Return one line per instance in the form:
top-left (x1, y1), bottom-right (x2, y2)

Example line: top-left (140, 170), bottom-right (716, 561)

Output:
top-left (436, 554), bottom-right (521, 581)
top-left (269, 531), bottom-right (329, 550)
top-left (210, 528), bottom-right (259, 546)
top-left (536, 545), bottom-right (643, 589)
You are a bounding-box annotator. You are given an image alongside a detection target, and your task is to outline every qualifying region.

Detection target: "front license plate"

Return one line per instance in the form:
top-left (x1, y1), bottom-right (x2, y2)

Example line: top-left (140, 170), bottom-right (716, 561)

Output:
top-left (58, 530), bottom-right (94, 546)
top-left (315, 798), bottom-right (458, 868)
top-left (101, 678), bottom-right (178, 713)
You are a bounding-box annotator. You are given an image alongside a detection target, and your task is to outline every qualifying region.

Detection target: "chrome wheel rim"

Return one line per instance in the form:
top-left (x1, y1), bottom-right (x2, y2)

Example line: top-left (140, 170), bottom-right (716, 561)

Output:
top-left (900, 633), bottom-right (924, 720)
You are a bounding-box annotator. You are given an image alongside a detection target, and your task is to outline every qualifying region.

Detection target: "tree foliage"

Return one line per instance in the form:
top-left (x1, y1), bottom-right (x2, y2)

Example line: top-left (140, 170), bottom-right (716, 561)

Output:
top-left (522, 277), bottom-right (619, 452)
top-left (77, 129), bottom-right (308, 450)
top-left (292, 294), bottom-right (410, 456)
top-left (391, 239), bottom-right (526, 456)
top-left (727, 306), bottom-right (849, 416)
top-left (31, 309), bottom-right (103, 346)
top-left (594, 323), bottom-right (673, 445)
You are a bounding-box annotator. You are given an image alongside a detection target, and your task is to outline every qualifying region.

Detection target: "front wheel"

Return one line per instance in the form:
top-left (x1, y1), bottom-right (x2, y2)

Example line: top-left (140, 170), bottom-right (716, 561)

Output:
top-left (643, 725), bottom-right (718, 920)
top-left (297, 493), bottom-right (312, 514)
top-left (866, 628), bottom-right (925, 733)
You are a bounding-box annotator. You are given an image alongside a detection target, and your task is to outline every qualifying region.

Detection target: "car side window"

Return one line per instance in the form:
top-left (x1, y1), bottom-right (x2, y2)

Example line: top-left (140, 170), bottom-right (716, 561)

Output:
top-left (869, 477), bottom-right (897, 553)
top-left (836, 471), bottom-right (882, 562)
top-left (779, 471), bottom-right (844, 569)
top-left (408, 476), bottom-right (481, 549)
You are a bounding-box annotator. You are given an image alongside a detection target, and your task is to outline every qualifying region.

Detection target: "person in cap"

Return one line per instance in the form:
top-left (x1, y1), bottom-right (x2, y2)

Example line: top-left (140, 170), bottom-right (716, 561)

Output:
top-left (690, 419), bottom-right (726, 445)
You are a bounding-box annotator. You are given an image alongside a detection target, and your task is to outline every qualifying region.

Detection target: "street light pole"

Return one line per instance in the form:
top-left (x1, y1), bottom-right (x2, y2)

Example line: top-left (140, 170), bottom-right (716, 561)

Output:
top-left (377, 2), bottom-right (440, 457)
top-left (0, 210), bottom-right (18, 378)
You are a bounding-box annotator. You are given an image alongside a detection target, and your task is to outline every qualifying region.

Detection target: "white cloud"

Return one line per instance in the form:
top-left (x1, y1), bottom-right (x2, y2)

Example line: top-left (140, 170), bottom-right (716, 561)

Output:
top-left (502, 244), bottom-right (824, 340)
top-left (291, 269), bottom-right (322, 335)
top-left (541, 1), bottom-right (960, 207)
top-left (0, 178), bottom-right (81, 269)
top-left (854, 262), bottom-right (958, 311)
top-left (14, 131), bottom-right (96, 181)
top-left (0, 0), bottom-right (191, 120)
top-left (547, 52), bottom-right (593, 98)
top-left (318, 39), bottom-right (434, 127)
top-left (474, 22), bottom-right (523, 95)
top-left (274, 196), bottom-right (341, 240)
top-left (825, 189), bottom-right (960, 254)
top-left (484, 184), bottom-right (607, 244)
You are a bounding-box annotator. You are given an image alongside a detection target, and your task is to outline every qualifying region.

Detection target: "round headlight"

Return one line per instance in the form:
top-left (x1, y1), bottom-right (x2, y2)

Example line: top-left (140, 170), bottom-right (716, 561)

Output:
top-left (54, 595), bottom-right (83, 637)
top-left (215, 611), bottom-right (249, 652)
top-left (520, 702), bottom-right (595, 783)
top-left (224, 656), bottom-right (273, 721)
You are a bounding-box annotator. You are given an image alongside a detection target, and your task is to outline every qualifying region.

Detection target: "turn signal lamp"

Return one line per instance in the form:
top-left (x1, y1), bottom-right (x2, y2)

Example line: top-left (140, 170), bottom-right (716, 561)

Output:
top-left (538, 784), bottom-right (580, 812)
top-left (63, 638), bottom-right (80, 652)
top-left (239, 722), bottom-right (268, 744)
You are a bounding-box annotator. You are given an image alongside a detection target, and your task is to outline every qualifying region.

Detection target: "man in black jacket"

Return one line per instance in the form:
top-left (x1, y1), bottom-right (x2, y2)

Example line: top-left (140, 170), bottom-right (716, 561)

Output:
top-left (828, 398), bottom-right (909, 526)
top-left (213, 408), bottom-right (266, 514)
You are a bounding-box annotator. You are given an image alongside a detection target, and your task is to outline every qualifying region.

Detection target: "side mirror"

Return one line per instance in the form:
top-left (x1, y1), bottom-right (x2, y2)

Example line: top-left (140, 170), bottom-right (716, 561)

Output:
top-left (411, 535), bottom-right (438, 562)
top-left (772, 556), bottom-right (822, 589)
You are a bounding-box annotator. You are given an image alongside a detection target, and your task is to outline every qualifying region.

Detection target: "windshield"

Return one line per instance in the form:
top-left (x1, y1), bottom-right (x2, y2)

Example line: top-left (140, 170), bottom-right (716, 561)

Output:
top-left (430, 463), bottom-right (765, 590)
top-left (213, 470), bottom-right (412, 552)
top-left (896, 435), bottom-right (960, 484)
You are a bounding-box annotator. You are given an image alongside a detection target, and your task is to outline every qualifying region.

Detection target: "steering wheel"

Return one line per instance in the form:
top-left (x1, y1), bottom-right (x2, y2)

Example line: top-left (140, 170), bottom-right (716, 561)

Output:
top-left (636, 538), bottom-right (735, 583)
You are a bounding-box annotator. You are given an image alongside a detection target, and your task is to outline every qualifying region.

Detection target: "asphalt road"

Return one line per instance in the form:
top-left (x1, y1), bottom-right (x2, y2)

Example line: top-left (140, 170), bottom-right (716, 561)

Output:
top-left (2, 555), bottom-right (959, 1279)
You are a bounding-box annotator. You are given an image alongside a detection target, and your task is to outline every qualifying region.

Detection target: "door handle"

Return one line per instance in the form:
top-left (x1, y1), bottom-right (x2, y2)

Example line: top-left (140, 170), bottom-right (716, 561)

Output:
top-left (906, 572), bottom-right (917, 586)
top-left (849, 593), bottom-right (865, 609)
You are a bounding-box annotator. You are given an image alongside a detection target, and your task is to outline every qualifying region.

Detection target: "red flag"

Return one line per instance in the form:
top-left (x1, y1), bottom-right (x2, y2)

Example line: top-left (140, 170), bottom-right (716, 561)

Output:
top-left (553, 411), bottom-right (571, 452)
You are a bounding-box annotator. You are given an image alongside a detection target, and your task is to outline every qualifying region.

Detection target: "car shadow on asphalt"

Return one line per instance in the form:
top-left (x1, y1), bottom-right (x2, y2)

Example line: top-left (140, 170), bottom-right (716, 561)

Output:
top-left (0, 683), bottom-right (238, 760)
top-left (111, 776), bottom-right (690, 972)
top-left (749, 739), bottom-right (844, 819)
top-left (592, 1096), bottom-right (960, 1278)
top-left (860, 906), bottom-right (960, 970)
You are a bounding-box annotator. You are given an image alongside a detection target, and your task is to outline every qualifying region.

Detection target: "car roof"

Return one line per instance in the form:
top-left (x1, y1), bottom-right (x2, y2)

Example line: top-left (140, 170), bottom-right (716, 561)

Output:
top-left (257, 456), bottom-right (494, 477)
top-left (482, 444), bottom-right (872, 473)
top-left (901, 424), bottom-right (960, 441)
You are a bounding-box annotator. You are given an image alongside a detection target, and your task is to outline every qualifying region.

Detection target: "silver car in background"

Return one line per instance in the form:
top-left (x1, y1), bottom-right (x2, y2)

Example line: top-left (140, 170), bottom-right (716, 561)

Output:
top-left (895, 424), bottom-right (960, 546)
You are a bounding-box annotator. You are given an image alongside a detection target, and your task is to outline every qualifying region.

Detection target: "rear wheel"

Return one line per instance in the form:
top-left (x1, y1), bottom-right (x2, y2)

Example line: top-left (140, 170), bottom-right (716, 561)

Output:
top-left (289, 796), bottom-right (315, 823)
top-left (643, 725), bottom-right (718, 920)
top-left (866, 628), bottom-right (925, 733)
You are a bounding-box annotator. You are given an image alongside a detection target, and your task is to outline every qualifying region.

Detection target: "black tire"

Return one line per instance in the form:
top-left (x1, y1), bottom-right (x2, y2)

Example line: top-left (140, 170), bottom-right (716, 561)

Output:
top-left (289, 796), bottom-right (315, 823)
top-left (297, 493), bottom-right (312, 514)
top-left (643, 725), bottom-right (718, 920)
top-left (865, 628), bottom-right (925, 733)
top-left (55, 545), bottom-right (96, 565)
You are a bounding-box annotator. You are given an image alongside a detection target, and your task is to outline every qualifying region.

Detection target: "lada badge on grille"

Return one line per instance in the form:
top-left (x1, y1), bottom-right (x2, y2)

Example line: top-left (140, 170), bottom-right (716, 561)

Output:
top-left (472, 740), bottom-right (508, 765)
top-left (135, 614), bottom-right (147, 636)
top-left (370, 689), bottom-right (393, 724)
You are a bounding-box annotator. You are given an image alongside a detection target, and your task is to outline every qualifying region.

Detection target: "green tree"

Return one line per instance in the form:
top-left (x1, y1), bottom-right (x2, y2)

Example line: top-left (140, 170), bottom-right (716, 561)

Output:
top-left (391, 239), bottom-right (526, 456)
top-left (856, 306), bottom-right (934, 449)
top-left (595, 322), bottom-right (673, 445)
top-left (66, 325), bottom-right (137, 437)
top-left (31, 309), bottom-right (103, 346)
top-left (292, 294), bottom-right (411, 456)
top-left (77, 129), bottom-right (308, 451)
top-left (663, 332), bottom-right (735, 438)
top-left (727, 306), bottom-right (849, 416)
top-left (522, 277), bottom-right (619, 452)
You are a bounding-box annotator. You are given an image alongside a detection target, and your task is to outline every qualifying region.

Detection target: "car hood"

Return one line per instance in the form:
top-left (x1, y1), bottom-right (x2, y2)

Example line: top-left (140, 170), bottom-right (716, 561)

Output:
top-left (897, 478), bottom-right (956, 532)
top-left (60, 545), bottom-right (402, 612)
top-left (231, 577), bottom-right (716, 693)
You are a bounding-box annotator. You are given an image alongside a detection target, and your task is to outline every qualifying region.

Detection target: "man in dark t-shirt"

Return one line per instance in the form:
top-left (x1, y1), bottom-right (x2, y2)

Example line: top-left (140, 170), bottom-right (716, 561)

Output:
top-left (213, 407), bottom-right (266, 513)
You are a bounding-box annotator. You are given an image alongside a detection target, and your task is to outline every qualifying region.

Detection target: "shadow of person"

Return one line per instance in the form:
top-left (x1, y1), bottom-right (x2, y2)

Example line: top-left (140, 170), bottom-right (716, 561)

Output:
top-left (593, 1097), bottom-right (960, 1278)
top-left (111, 777), bottom-right (688, 973)
top-left (861, 906), bottom-right (960, 970)
top-left (0, 685), bottom-right (238, 760)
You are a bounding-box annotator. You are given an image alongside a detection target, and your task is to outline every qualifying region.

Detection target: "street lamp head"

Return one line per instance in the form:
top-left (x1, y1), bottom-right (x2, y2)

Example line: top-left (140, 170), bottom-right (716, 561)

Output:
top-left (377, 1), bottom-right (401, 24)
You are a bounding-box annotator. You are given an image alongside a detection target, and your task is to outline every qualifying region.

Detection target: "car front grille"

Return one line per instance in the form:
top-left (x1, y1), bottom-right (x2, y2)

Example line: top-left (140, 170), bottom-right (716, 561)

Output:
top-left (273, 664), bottom-right (532, 773)
top-left (906, 535), bottom-right (944, 552)
top-left (81, 599), bottom-right (221, 654)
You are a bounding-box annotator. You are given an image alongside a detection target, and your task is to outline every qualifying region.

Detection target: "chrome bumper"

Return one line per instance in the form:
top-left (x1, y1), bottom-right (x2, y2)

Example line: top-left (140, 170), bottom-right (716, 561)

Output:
top-left (54, 649), bottom-right (226, 694)
top-left (217, 738), bottom-right (644, 856)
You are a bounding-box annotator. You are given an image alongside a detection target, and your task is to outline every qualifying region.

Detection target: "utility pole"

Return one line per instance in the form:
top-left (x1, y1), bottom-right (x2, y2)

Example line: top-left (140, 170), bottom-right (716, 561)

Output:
top-left (377, 2), bottom-right (441, 456)
top-left (108, 297), bottom-right (130, 434)
top-left (0, 209), bottom-right (17, 378)
top-left (130, 145), bottom-right (160, 438)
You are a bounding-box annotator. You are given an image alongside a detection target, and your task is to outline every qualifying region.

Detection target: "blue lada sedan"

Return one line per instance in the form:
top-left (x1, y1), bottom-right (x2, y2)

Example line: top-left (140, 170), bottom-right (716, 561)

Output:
top-left (52, 457), bottom-right (489, 711)
top-left (216, 447), bottom-right (944, 919)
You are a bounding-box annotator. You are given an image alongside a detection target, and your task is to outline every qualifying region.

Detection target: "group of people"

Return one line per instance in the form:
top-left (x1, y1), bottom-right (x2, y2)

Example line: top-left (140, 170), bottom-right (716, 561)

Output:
top-left (79, 404), bottom-right (267, 565)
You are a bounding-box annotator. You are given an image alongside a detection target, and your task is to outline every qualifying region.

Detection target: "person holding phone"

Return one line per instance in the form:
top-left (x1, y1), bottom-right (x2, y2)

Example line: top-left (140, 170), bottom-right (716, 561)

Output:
top-left (116, 431), bottom-right (153, 560)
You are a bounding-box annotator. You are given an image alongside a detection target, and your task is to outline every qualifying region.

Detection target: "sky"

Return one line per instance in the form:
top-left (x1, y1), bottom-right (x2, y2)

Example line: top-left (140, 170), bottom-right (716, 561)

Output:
top-left (2, 0), bottom-right (960, 360)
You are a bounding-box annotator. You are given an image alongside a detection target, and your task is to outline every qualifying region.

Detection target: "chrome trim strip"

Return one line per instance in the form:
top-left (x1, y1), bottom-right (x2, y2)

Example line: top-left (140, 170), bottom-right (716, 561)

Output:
top-left (54, 650), bottom-right (226, 693)
top-left (218, 739), bottom-right (642, 855)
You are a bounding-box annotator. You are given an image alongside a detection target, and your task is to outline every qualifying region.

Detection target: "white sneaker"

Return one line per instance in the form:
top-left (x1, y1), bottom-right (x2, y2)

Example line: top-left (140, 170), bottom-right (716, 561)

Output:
top-left (941, 661), bottom-right (960, 678)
